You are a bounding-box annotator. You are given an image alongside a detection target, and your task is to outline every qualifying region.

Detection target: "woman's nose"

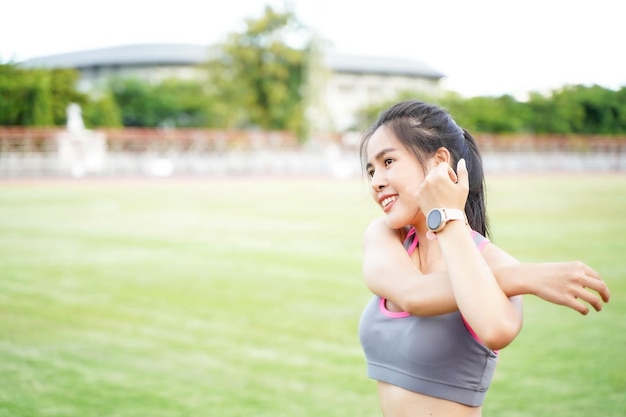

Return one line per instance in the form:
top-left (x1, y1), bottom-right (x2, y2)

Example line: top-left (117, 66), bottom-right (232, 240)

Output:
top-left (370, 171), bottom-right (386, 191)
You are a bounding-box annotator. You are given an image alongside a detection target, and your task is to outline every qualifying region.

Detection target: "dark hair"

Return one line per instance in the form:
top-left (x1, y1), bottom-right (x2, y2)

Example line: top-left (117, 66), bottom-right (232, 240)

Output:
top-left (360, 100), bottom-right (489, 237)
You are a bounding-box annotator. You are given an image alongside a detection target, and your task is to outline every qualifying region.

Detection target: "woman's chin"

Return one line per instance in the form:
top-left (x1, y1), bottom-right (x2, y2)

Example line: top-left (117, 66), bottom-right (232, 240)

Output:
top-left (384, 215), bottom-right (407, 230)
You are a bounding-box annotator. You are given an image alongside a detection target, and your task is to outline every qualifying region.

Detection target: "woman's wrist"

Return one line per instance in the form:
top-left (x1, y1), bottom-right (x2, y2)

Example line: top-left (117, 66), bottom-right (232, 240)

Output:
top-left (501, 264), bottom-right (535, 296)
top-left (432, 217), bottom-right (469, 237)
top-left (511, 265), bottom-right (532, 296)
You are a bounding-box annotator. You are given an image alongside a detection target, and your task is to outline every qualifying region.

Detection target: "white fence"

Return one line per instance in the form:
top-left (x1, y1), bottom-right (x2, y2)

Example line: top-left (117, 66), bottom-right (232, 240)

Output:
top-left (1, 128), bottom-right (625, 178)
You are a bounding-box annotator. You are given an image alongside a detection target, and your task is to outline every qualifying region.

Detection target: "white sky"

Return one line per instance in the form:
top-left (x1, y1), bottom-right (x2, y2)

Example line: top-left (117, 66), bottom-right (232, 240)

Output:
top-left (1, 0), bottom-right (624, 98)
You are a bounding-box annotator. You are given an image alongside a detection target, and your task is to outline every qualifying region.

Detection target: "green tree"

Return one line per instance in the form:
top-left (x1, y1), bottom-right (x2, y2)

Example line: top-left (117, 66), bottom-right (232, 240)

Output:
top-left (157, 78), bottom-right (213, 127)
top-left (83, 90), bottom-right (123, 128)
top-left (110, 78), bottom-right (157, 127)
top-left (527, 91), bottom-right (574, 133)
top-left (354, 90), bottom-right (442, 131)
top-left (0, 64), bottom-right (84, 126)
top-left (354, 84), bottom-right (626, 135)
top-left (109, 77), bottom-right (212, 128)
top-left (0, 64), bottom-right (28, 125)
top-left (49, 68), bottom-right (86, 125)
top-left (353, 90), bottom-right (528, 134)
top-left (447, 95), bottom-right (530, 133)
top-left (31, 70), bottom-right (54, 126)
top-left (204, 5), bottom-right (310, 137)
top-left (561, 84), bottom-right (626, 134)
top-left (616, 87), bottom-right (626, 132)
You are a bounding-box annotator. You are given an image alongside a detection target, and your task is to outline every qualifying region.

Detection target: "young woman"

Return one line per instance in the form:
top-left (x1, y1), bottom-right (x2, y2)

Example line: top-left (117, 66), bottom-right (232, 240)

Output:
top-left (357, 100), bottom-right (610, 417)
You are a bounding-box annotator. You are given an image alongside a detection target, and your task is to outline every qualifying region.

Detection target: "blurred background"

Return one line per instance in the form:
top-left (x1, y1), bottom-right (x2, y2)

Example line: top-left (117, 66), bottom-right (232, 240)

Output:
top-left (1, 2), bottom-right (625, 417)
top-left (1, 0), bottom-right (625, 178)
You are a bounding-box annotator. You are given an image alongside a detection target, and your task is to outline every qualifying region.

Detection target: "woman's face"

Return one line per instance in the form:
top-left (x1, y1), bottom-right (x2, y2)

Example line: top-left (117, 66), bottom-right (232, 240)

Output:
top-left (365, 125), bottom-right (434, 229)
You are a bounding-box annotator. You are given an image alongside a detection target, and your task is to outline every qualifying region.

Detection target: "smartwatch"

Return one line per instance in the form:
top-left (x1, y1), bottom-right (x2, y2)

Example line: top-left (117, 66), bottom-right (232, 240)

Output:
top-left (426, 208), bottom-right (467, 233)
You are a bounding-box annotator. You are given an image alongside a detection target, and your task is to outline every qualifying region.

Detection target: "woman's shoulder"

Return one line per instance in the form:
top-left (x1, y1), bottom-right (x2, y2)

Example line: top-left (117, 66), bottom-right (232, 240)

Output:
top-left (363, 217), bottom-right (407, 243)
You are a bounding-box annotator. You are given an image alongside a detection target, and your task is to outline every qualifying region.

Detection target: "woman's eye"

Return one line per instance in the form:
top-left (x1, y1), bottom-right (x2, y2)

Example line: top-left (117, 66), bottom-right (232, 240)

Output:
top-left (367, 169), bottom-right (375, 178)
top-left (384, 158), bottom-right (393, 166)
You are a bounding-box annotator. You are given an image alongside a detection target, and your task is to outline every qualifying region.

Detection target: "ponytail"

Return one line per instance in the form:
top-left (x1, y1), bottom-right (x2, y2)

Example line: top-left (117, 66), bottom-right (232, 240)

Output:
top-left (461, 129), bottom-right (489, 237)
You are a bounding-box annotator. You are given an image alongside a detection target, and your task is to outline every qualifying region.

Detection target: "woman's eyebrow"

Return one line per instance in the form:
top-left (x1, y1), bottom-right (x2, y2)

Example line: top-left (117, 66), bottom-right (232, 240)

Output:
top-left (366, 147), bottom-right (398, 169)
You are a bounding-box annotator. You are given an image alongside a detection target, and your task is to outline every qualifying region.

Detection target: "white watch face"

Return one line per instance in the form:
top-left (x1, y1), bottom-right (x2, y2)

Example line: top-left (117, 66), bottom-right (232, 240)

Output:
top-left (427, 209), bottom-right (443, 231)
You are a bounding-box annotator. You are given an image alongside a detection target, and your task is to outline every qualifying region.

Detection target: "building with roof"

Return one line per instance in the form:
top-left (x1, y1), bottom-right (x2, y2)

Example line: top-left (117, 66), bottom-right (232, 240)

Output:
top-left (22, 43), bottom-right (212, 91)
top-left (22, 43), bottom-right (444, 132)
top-left (321, 53), bottom-right (443, 131)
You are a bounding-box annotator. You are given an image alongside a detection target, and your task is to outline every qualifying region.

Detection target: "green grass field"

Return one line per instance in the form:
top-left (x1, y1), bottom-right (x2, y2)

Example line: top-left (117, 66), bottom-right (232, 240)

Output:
top-left (1, 174), bottom-right (624, 417)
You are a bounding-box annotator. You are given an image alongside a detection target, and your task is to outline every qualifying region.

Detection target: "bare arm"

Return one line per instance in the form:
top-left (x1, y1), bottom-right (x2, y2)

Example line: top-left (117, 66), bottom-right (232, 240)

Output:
top-left (363, 217), bottom-right (610, 316)
top-left (362, 217), bottom-right (457, 315)
top-left (406, 159), bottom-right (518, 350)
top-left (435, 218), bottom-right (522, 350)
top-left (484, 254), bottom-right (610, 314)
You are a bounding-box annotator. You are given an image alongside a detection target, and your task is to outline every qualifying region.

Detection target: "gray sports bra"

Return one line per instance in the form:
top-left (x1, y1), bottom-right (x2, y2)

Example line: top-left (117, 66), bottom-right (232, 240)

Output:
top-left (358, 228), bottom-right (496, 407)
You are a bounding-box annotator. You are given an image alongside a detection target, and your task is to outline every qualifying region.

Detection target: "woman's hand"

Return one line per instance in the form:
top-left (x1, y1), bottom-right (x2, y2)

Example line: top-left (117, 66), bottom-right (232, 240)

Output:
top-left (523, 261), bottom-right (611, 315)
top-left (416, 158), bottom-right (469, 215)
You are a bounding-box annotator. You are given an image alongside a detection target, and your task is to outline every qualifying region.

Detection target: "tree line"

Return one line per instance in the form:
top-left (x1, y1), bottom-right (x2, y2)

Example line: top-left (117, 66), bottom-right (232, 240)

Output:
top-left (1, 6), bottom-right (625, 137)
top-left (357, 86), bottom-right (626, 135)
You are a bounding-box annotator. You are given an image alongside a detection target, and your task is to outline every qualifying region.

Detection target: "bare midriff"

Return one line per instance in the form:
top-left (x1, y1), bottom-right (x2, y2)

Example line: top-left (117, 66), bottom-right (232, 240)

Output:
top-left (377, 382), bottom-right (482, 417)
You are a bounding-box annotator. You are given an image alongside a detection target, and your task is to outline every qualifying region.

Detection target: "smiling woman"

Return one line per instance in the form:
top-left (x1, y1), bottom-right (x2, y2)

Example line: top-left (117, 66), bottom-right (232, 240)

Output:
top-left (355, 100), bottom-right (611, 417)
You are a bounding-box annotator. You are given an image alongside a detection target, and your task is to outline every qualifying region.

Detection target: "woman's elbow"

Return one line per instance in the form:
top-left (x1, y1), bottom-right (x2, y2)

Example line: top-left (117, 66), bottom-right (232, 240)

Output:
top-left (479, 316), bottom-right (523, 351)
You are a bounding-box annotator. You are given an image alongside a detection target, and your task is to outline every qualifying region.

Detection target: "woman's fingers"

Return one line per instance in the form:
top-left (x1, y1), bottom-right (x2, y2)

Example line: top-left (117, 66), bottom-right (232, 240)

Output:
top-left (538, 261), bottom-right (610, 314)
top-left (456, 158), bottom-right (468, 187)
top-left (419, 161), bottom-right (468, 211)
top-left (581, 264), bottom-right (611, 302)
top-left (573, 300), bottom-right (591, 315)
top-left (582, 277), bottom-right (611, 303)
top-left (575, 288), bottom-right (603, 312)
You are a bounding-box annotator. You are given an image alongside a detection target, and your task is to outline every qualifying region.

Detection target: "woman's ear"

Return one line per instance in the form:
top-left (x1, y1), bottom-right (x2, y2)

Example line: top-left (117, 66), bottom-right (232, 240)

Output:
top-left (433, 147), bottom-right (451, 165)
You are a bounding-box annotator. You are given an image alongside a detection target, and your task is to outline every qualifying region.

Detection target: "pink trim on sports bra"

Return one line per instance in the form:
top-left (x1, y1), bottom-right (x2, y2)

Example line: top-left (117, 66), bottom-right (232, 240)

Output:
top-left (379, 296), bottom-right (411, 318)
top-left (471, 230), bottom-right (489, 251)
